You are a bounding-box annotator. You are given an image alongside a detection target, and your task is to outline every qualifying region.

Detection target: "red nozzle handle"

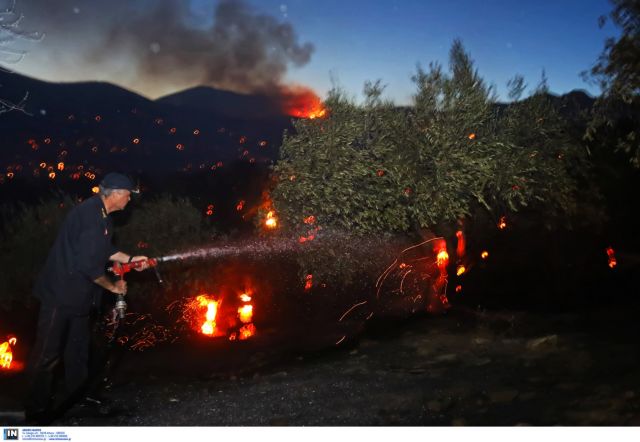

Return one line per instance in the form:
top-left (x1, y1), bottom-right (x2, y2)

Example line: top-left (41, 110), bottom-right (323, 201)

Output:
top-left (110, 258), bottom-right (158, 276)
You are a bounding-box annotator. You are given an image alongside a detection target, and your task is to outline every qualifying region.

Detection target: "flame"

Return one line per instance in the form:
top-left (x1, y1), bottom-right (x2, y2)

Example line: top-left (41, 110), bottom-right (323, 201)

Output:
top-left (481, 250), bottom-right (489, 259)
top-left (239, 324), bottom-right (256, 340)
top-left (265, 211), bottom-right (277, 229)
top-left (498, 216), bottom-right (507, 229)
top-left (0, 337), bottom-right (17, 370)
top-left (456, 265), bottom-right (466, 276)
top-left (238, 304), bottom-right (253, 323)
top-left (606, 247), bottom-right (617, 269)
top-left (455, 230), bottom-right (466, 259)
top-left (304, 274), bottom-right (313, 291)
top-left (197, 295), bottom-right (219, 336)
top-left (239, 293), bottom-right (252, 302)
top-left (436, 250), bottom-right (449, 270)
top-left (279, 85), bottom-right (327, 119)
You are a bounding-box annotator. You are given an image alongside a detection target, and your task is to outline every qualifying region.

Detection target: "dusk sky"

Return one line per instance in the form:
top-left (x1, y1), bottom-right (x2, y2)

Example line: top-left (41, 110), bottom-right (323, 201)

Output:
top-left (8, 0), bottom-right (617, 104)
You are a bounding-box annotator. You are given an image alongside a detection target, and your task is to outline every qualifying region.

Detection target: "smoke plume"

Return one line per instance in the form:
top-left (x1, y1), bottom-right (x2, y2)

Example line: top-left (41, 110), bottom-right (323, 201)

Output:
top-left (19, 0), bottom-right (314, 97)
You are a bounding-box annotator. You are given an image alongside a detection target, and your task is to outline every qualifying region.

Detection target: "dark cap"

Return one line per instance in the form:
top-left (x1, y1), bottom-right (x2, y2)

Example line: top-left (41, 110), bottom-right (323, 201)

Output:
top-left (100, 173), bottom-right (140, 193)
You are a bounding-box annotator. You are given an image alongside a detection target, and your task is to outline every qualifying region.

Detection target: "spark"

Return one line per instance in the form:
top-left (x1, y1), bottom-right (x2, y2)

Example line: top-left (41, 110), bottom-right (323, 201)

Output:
top-left (399, 269), bottom-right (412, 293)
top-left (338, 301), bottom-right (368, 322)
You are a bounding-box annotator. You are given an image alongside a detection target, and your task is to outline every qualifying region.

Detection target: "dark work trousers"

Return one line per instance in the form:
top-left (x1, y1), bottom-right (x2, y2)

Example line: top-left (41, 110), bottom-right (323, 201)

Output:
top-left (25, 303), bottom-right (90, 415)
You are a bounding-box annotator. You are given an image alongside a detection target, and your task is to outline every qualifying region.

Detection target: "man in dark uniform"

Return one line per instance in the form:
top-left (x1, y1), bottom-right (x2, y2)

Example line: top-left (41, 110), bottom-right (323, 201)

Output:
top-left (25, 173), bottom-right (149, 424)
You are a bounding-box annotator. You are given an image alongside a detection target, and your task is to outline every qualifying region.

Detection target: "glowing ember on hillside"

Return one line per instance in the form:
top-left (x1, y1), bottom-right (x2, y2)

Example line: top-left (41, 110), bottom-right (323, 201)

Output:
top-left (606, 247), bottom-right (617, 268)
top-left (0, 337), bottom-right (17, 370)
top-left (280, 86), bottom-right (327, 119)
top-left (304, 274), bottom-right (313, 291)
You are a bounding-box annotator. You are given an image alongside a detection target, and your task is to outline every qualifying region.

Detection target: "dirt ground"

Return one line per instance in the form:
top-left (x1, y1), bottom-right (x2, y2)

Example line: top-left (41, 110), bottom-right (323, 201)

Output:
top-left (2, 305), bottom-right (639, 426)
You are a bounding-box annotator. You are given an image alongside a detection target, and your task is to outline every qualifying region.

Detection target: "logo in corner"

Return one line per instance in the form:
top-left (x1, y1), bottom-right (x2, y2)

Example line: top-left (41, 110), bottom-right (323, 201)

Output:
top-left (3, 429), bottom-right (18, 440)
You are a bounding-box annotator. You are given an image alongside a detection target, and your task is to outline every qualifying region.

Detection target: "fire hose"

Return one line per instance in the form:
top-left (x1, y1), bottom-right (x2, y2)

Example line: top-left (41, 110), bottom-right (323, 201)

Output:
top-left (108, 257), bottom-right (167, 319)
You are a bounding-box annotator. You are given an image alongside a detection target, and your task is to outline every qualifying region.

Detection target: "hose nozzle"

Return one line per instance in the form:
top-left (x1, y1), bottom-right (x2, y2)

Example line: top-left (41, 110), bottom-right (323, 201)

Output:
top-left (115, 294), bottom-right (127, 320)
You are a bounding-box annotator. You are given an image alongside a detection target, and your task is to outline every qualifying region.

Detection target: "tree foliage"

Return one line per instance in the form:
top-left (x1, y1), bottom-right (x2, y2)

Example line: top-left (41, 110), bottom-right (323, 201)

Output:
top-left (274, 40), bottom-right (584, 236)
top-left (271, 40), bottom-right (588, 283)
top-left (585, 0), bottom-right (640, 167)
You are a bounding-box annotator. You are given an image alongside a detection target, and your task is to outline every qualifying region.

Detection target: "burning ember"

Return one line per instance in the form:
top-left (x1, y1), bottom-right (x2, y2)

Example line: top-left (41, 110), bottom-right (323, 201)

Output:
top-left (198, 295), bottom-right (220, 336)
top-left (238, 304), bottom-right (253, 323)
top-left (498, 216), bottom-right (507, 230)
top-left (178, 289), bottom-right (257, 341)
top-left (455, 230), bottom-right (466, 259)
top-left (238, 324), bottom-right (256, 340)
top-left (0, 337), bottom-right (17, 370)
top-left (481, 250), bottom-right (489, 259)
top-left (456, 265), bottom-right (466, 276)
top-left (280, 85), bottom-right (327, 119)
top-left (304, 274), bottom-right (313, 291)
top-left (436, 249), bottom-right (449, 271)
top-left (265, 211), bottom-right (278, 229)
top-left (606, 247), bottom-right (617, 268)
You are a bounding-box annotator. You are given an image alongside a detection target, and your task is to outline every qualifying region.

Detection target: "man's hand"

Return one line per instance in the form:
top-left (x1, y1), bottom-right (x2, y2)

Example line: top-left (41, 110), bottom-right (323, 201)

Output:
top-left (113, 279), bottom-right (127, 295)
top-left (94, 275), bottom-right (127, 294)
top-left (130, 255), bottom-right (150, 271)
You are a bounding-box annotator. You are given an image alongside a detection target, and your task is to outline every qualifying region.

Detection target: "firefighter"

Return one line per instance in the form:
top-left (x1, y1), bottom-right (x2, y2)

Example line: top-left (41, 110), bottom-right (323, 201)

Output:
top-left (24, 173), bottom-right (149, 424)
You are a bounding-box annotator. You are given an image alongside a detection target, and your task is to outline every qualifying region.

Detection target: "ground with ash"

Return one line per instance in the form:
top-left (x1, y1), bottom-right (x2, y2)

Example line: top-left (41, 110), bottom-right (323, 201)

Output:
top-left (2, 306), bottom-right (639, 426)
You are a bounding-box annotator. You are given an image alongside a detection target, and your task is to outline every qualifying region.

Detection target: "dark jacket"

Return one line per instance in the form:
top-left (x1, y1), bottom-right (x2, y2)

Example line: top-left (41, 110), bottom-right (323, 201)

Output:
top-left (34, 196), bottom-right (118, 313)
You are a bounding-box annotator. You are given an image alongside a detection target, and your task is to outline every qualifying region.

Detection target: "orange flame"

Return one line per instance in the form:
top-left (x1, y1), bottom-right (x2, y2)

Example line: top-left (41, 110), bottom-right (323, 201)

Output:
top-left (280, 85), bottom-right (327, 119)
top-left (197, 295), bottom-right (219, 336)
top-left (455, 230), bottom-right (466, 259)
top-left (239, 324), bottom-right (256, 340)
top-left (481, 250), bottom-right (489, 259)
top-left (606, 247), bottom-right (617, 269)
top-left (498, 216), bottom-right (507, 229)
top-left (456, 265), bottom-right (466, 276)
top-left (436, 250), bottom-right (449, 270)
top-left (304, 274), bottom-right (313, 291)
top-left (0, 337), bottom-right (17, 370)
top-left (265, 211), bottom-right (278, 229)
top-left (238, 305), bottom-right (253, 324)
top-left (239, 293), bottom-right (252, 302)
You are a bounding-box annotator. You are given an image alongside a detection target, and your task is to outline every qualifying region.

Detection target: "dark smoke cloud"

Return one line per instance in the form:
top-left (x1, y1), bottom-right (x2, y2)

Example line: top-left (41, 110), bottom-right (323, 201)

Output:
top-left (20, 0), bottom-right (314, 96)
